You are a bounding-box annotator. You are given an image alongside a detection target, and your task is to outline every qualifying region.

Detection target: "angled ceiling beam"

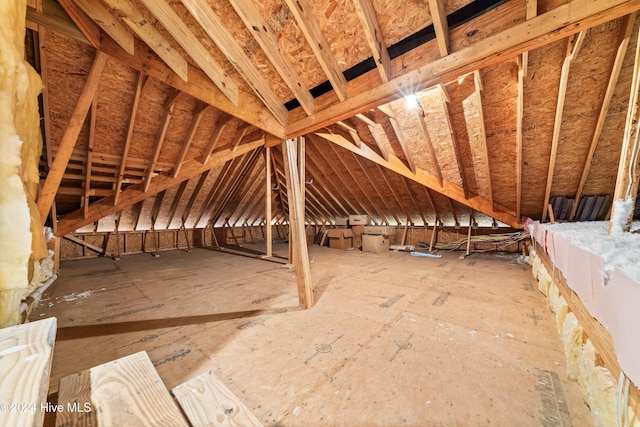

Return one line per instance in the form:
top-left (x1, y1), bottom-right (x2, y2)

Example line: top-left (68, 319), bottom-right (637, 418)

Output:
top-left (269, 147), bottom-right (288, 215)
top-left (542, 34), bottom-right (584, 222)
top-left (29, 0), bottom-right (91, 45)
top-left (283, 0), bottom-right (348, 101)
top-left (165, 179), bottom-right (189, 230)
top-left (145, 91), bottom-right (179, 191)
top-left (403, 177), bottom-right (429, 226)
top-left (181, 170), bottom-right (211, 226)
top-left (351, 153), bottom-right (399, 224)
top-left (376, 164), bottom-right (413, 225)
top-left (102, 0), bottom-right (188, 81)
top-left (192, 160), bottom-right (234, 228)
top-left (72, 0), bottom-right (133, 55)
top-left (228, 162), bottom-right (266, 226)
top-left (377, 104), bottom-right (416, 174)
top-left (355, 113), bottom-right (389, 161)
top-left (115, 72), bottom-right (147, 205)
top-left (55, 140), bottom-right (264, 236)
top-left (179, 0), bottom-right (288, 124)
top-left (570, 13), bottom-right (636, 221)
top-left (173, 103), bottom-right (208, 178)
top-left (84, 98), bottom-right (97, 219)
top-left (413, 104), bottom-right (443, 187)
top-left (287, 0), bottom-right (640, 137)
top-left (149, 190), bottom-right (166, 231)
top-left (228, 0), bottom-right (315, 115)
top-left (336, 120), bottom-right (362, 148)
top-left (447, 198), bottom-right (459, 226)
top-left (436, 85), bottom-right (467, 197)
top-left (200, 115), bottom-right (231, 164)
top-left (473, 70), bottom-right (493, 210)
top-left (316, 130), bottom-right (520, 228)
top-left (137, 0), bottom-right (239, 105)
top-left (100, 36), bottom-right (284, 138)
top-left (424, 187), bottom-right (441, 224)
top-left (302, 154), bottom-right (351, 217)
top-left (353, 0), bottom-right (391, 82)
top-left (56, 0), bottom-right (100, 47)
top-left (427, 0), bottom-right (449, 57)
top-left (38, 50), bottom-right (107, 223)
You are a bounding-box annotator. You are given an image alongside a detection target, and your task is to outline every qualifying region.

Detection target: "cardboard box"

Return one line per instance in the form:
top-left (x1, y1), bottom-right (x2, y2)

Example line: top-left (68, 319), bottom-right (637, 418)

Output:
top-left (349, 215), bottom-right (370, 225)
top-left (351, 225), bottom-right (365, 235)
top-left (327, 228), bottom-right (353, 249)
top-left (334, 217), bottom-right (349, 226)
top-left (362, 234), bottom-right (389, 253)
top-left (364, 225), bottom-right (396, 235)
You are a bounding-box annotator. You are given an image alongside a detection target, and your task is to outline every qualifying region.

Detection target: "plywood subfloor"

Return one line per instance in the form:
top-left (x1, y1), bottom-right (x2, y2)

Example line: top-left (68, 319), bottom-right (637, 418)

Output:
top-left (32, 244), bottom-right (593, 426)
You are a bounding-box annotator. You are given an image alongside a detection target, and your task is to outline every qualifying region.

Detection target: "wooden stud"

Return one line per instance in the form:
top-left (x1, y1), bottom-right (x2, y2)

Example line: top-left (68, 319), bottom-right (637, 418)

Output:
top-left (351, 153), bottom-right (399, 224)
top-left (56, 0), bottom-right (100, 47)
top-left (521, 0), bottom-right (537, 75)
top-left (173, 103), bottom-right (208, 178)
top-left (548, 204), bottom-right (556, 224)
top-left (516, 56), bottom-right (524, 220)
top-left (72, 0), bottom-right (134, 55)
top-left (437, 85), bottom-right (468, 198)
top-left (63, 234), bottom-right (105, 255)
top-left (376, 105), bottom-right (416, 174)
top-left (429, 221), bottom-right (438, 252)
top-left (265, 147), bottom-right (273, 257)
top-left (29, 0), bottom-right (89, 44)
top-left (473, 70), bottom-right (493, 210)
top-left (145, 96), bottom-right (177, 192)
top-left (38, 50), bottom-right (107, 223)
top-left (413, 104), bottom-right (443, 187)
top-left (376, 164), bottom-right (413, 225)
top-left (84, 97), bottom-right (97, 219)
top-left (427, 0), bottom-right (449, 57)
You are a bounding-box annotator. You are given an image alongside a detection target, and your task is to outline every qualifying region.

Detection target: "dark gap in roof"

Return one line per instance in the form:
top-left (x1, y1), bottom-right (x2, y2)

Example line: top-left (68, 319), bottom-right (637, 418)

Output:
top-left (551, 195), bottom-right (611, 222)
top-left (285, 0), bottom-right (508, 111)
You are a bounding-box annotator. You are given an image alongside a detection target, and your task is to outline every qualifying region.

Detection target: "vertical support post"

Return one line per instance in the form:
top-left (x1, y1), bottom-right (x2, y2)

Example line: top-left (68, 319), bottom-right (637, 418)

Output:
top-left (283, 138), bottom-right (315, 309)
top-left (265, 147), bottom-right (273, 257)
top-left (466, 214), bottom-right (473, 257)
top-left (429, 222), bottom-right (438, 252)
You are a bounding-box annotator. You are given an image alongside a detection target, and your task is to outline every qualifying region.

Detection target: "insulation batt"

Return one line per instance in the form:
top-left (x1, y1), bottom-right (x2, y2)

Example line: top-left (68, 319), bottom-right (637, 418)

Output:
top-left (0, 0), bottom-right (45, 327)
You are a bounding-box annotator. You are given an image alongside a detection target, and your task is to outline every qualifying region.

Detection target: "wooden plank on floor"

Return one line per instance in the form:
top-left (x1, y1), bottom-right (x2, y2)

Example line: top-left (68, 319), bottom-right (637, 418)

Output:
top-left (0, 317), bottom-right (57, 427)
top-left (172, 370), bottom-right (262, 427)
top-left (56, 351), bottom-right (188, 427)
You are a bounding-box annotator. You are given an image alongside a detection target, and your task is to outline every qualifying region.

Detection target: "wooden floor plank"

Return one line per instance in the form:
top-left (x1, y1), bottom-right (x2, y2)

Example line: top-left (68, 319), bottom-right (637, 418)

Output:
top-left (56, 351), bottom-right (188, 427)
top-left (0, 317), bottom-right (56, 427)
top-left (172, 370), bottom-right (262, 427)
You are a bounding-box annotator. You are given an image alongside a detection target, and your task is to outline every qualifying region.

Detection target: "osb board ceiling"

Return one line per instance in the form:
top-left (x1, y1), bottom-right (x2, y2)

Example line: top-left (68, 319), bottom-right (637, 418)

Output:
top-left (25, 0), bottom-right (640, 235)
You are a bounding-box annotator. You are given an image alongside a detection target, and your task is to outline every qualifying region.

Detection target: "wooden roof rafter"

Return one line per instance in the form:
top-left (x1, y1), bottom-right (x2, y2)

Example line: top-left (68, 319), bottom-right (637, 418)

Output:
top-left (541, 32), bottom-right (585, 222)
top-left (137, 0), bottom-right (239, 105)
top-left (437, 84), bottom-right (468, 198)
top-left (376, 104), bottom-right (416, 174)
top-left (516, 55), bottom-right (524, 220)
top-left (413, 102), bottom-right (443, 187)
top-left (173, 102), bottom-right (209, 178)
top-left (300, 153), bottom-right (351, 217)
top-left (423, 187), bottom-right (441, 225)
top-left (145, 90), bottom-right (180, 192)
top-left (191, 160), bottom-right (234, 228)
top-left (102, 0), bottom-right (189, 81)
top-left (521, 0), bottom-right (538, 76)
top-left (71, 0), bottom-right (133, 55)
top-left (402, 178), bottom-right (429, 226)
top-left (180, 170), bottom-right (211, 227)
top-left (164, 179), bottom-right (189, 230)
top-left (55, 0), bottom-right (100, 47)
top-left (472, 70), bottom-right (493, 210)
top-left (114, 71), bottom-right (148, 205)
top-left (352, 0), bottom-right (391, 82)
top-left (283, 0), bottom-right (348, 101)
top-left (427, 0), bottom-right (449, 57)
top-left (83, 97), bottom-right (97, 219)
top-left (376, 165), bottom-right (413, 225)
top-left (350, 152), bottom-right (399, 225)
top-left (228, 161), bottom-right (267, 226)
top-left (228, 0), bottom-right (315, 116)
top-left (355, 113), bottom-right (389, 161)
top-left (179, 0), bottom-right (288, 125)
top-left (569, 13), bottom-right (637, 221)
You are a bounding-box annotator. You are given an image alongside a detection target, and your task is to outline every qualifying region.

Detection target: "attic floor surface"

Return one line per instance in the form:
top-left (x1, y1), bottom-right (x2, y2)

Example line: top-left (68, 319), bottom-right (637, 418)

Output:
top-left (33, 243), bottom-right (593, 426)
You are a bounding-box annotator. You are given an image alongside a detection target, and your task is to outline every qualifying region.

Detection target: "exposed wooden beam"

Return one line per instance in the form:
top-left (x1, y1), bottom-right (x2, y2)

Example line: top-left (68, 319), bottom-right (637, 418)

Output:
top-left (102, 0), bottom-right (189, 81)
top-left (283, 0), bottom-right (348, 101)
top-left (424, 187), bottom-right (441, 225)
top-left (376, 164), bottom-right (413, 225)
top-left (521, 0), bottom-right (538, 76)
top-left (570, 13), bottom-right (636, 221)
top-left (114, 72), bottom-right (147, 205)
top-left (302, 154), bottom-right (350, 217)
top-left (178, 0), bottom-right (288, 124)
top-left (304, 146), bottom-right (355, 216)
top-left (228, 0), bottom-right (314, 116)
top-left (228, 163), bottom-right (265, 226)
top-left (427, 0), bottom-right (449, 57)
top-left (173, 103), bottom-right (208, 178)
top-left (287, 0), bottom-right (640, 138)
top-left (316, 130), bottom-right (520, 228)
top-left (83, 98), bottom-right (97, 219)
top-left (164, 180), bottom-right (189, 230)
top-left (100, 37), bottom-right (284, 139)
top-left (265, 147), bottom-right (273, 257)
top-left (413, 104), bottom-right (443, 187)
top-left (56, 140), bottom-right (264, 236)
top-left (377, 104), bottom-right (416, 174)
top-left (335, 120), bottom-right (362, 148)
top-left (473, 70), bottom-right (493, 210)
top-left (355, 113), bottom-right (389, 160)
top-left (542, 35), bottom-right (582, 222)
top-left (282, 138), bottom-right (315, 308)
top-left (437, 85), bottom-right (468, 198)
top-left (200, 115), bottom-right (230, 164)
top-left (149, 190), bottom-right (166, 231)
top-left (447, 198), bottom-right (459, 226)
top-left (403, 178), bottom-right (429, 226)
top-left (137, 0), bottom-right (239, 105)
top-left (516, 56), bottom-right (524, 220)
top-left (181, 170), bottom-right (211, 227)
top-left (145, 93), bottom-right (178, 192)
top-left (231, 126), bottom-right (251, 152)
top-left (610, 22), bottom-right (640, 233)
top-left (28, 0), bottom-right (89, 44)
top-left (72, 0), bottom-right (133, 55)
top-left (63, 234), bottom-right (105, 254)
top-left (56, 0), bottom-right (100, 47)
top-left (192, 161), bottom-right (234, 228)
top-left (353, 0), bottom-right (391, 82)
top-left (38, 51), bottom-right (107, 223)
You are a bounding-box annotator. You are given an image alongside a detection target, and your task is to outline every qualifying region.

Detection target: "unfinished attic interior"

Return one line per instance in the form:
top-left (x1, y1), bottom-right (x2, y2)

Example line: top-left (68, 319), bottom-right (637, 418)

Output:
top-left (2, 0), bottom-right (640, 425)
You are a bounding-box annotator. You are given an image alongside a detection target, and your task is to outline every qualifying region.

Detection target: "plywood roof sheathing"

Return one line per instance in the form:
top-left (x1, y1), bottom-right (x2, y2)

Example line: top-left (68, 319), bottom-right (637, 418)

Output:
top-left (173, 103), bottom-right (208, 178)
top-left (57, 0), bottom-right (100, 47)
top-left (473, 70), bottom-right (493, 211)
top-left (72, 0), bottom-right (133, 55)
top-left (351, 152), bottom-right (398, 225)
